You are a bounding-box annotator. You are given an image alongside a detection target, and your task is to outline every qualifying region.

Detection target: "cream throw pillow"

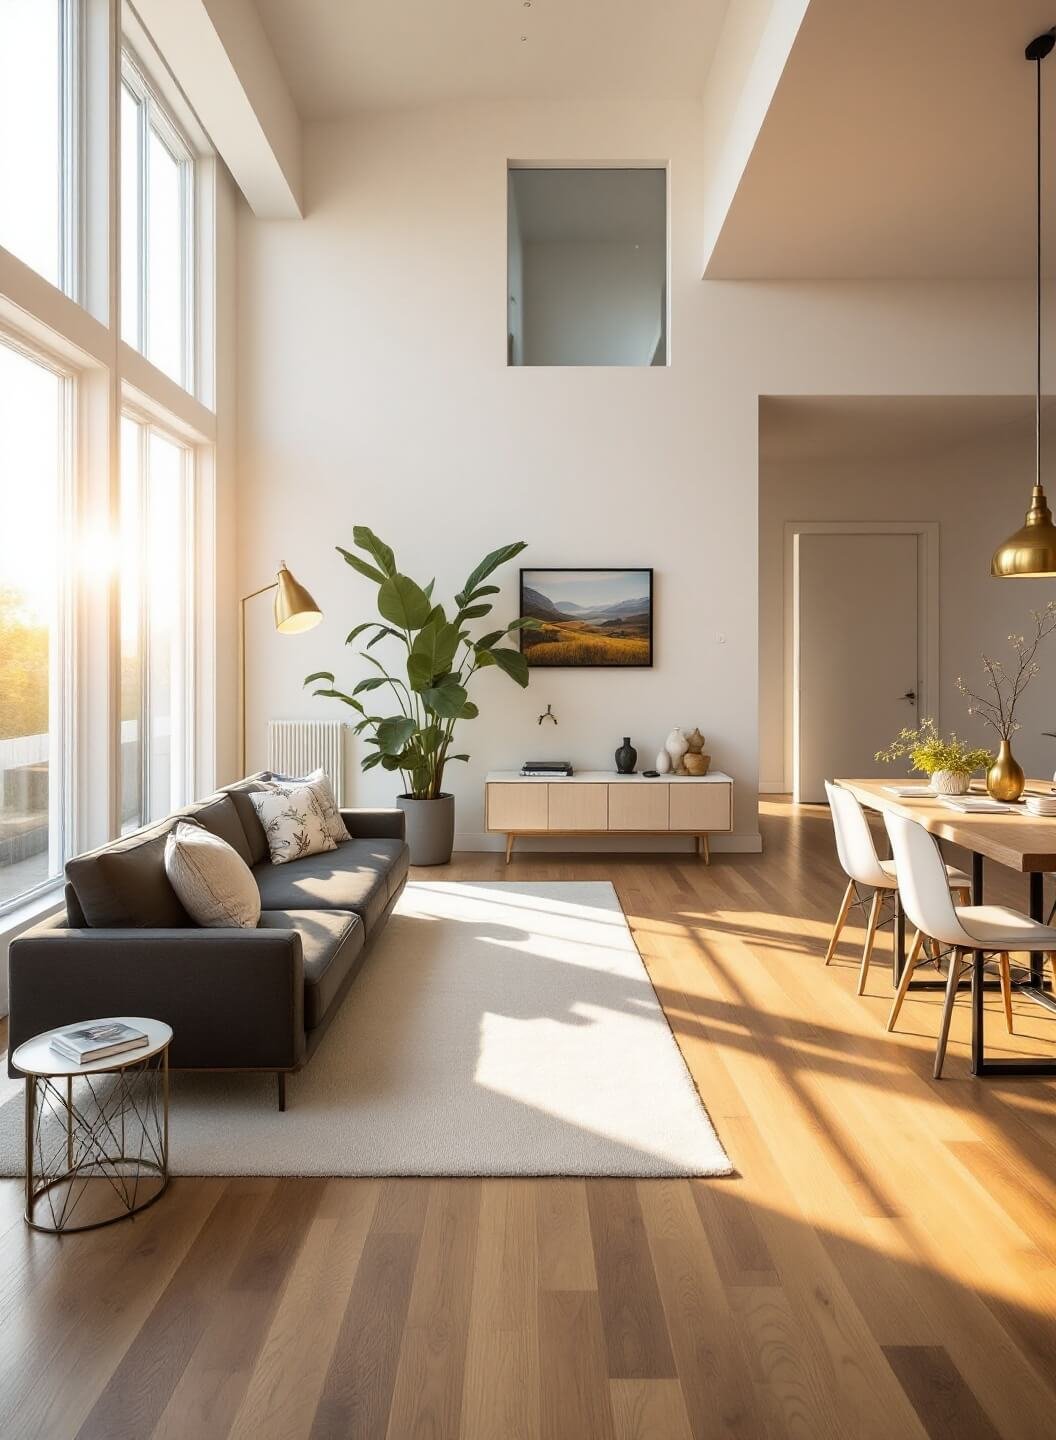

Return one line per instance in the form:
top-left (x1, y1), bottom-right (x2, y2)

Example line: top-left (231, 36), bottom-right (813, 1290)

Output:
top-left (164, 821), bottom-right (261, 928)
top-left (260, 768), bottom-right (350, 845)
top-left (249, 784), bottom-right (338, 865)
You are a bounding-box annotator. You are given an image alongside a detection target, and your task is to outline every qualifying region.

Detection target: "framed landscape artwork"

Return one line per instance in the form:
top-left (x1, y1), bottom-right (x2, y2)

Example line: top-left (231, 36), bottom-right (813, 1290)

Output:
top-left (519, 568), bottom-right (653, 667)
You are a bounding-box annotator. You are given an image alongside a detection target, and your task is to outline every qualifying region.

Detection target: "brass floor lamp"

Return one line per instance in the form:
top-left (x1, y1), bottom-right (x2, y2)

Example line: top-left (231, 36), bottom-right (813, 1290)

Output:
top-left (238, 563), bottom-right (322, 773)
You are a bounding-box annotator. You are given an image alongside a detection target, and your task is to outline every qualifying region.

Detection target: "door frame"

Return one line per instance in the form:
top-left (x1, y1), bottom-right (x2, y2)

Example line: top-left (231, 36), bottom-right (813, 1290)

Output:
top-left (788, 521), bottom-right (940, 801)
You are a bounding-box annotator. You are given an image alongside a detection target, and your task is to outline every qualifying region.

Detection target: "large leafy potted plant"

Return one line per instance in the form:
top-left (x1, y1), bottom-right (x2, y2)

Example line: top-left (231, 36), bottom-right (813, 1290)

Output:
top-left (875, 718), bottom-right (991, 795)
top-left (305, 527), bottom-right (538, 864)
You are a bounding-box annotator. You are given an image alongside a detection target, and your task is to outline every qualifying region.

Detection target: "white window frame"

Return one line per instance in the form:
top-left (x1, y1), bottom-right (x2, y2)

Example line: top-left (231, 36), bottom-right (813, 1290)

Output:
top-left (118, 403), bottom-right (197, 828)
top-left (120, 47), bottom-right (196, 393)
top-left (0, 0), bottom-right (221, 960)
top-left (0, 328), bottom-right (77, 919)
top-left (59, 0), bottom-right (83, 299)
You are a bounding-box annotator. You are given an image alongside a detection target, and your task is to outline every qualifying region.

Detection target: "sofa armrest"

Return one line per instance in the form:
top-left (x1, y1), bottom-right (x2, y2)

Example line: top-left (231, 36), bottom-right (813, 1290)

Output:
top-left (340, 807), bottom-right (406, 841)
top-left (8, 920), bottom-right (305, 1075)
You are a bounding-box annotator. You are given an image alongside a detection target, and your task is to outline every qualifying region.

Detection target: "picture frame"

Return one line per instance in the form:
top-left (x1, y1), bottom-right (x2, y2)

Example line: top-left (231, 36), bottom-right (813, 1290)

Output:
top-left (519, 568), bottom-right (654, 668)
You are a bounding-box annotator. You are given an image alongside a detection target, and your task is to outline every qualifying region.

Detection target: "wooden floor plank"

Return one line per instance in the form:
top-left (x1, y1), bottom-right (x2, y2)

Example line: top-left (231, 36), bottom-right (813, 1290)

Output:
top-left (537, 1179), bottom-right (597, 1292)
top-left (228, 1181), bottom-right (380, 1440)
top-left (586, 1180), bottom-right (677, 1381)
top-left (309, 1224), bottom-right (424, 1440)
top-left (385, 1179), bottom-right (481, 1440)
top-left (538, 1290), bottom-right (616, 1440)
top-left (637, 1179), bottom-right (761, 1439)
top-left (460, 1181), bottom-right (540, 1440)
top-left (883, 1346), bottom-right (1004, 1440)
top-left (609, 1379), bottom-right (694, 1440)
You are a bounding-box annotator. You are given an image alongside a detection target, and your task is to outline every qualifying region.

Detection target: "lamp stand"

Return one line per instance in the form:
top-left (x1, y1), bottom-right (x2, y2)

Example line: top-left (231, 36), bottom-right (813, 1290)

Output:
top-left (238, 582), bottom-right (279, 775)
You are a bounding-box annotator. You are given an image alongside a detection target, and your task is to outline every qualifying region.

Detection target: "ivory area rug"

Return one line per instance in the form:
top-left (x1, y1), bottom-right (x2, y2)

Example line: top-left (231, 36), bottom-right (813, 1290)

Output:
top-left (0, 881), bottom-right (731, 1178)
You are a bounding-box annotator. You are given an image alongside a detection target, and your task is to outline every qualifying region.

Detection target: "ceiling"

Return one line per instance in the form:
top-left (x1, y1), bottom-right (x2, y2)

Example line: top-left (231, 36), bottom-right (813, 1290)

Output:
top-left (510, 168), bottom-right (666, 243)
top-left (759, 395), bottom-right (1046, 464)
top-left (251, 0), bottom-right (731, 116)
top-left (708, 0), bottom-right (1056, 279)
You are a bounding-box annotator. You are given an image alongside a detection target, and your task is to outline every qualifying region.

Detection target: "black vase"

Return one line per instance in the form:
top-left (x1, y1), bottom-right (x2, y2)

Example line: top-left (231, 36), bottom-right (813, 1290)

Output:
top-left (615, 737), bottom-right (638, 774)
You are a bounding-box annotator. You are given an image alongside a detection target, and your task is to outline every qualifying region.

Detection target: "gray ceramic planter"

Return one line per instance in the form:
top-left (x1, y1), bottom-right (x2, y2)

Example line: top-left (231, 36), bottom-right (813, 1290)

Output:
top-left (398, 793), bottom-right (455, 866)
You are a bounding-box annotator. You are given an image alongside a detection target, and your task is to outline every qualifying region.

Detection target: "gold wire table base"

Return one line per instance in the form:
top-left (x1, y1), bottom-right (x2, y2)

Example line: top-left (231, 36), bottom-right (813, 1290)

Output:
top-left (23, 1047), bottom-right (170, 1235)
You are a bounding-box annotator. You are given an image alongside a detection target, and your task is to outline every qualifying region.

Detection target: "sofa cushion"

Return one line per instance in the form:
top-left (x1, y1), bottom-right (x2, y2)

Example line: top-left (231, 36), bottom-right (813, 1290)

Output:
top-left (218, 776), bottom-right (272, 865)
top-left (252, 838), bottom-right (408, 933)
top-left (257, 909), bottom-right (364, 1029)
top-left (65, 818), bottom-right (192, 928)
top-left (176, 793), bottom-right (254, 867)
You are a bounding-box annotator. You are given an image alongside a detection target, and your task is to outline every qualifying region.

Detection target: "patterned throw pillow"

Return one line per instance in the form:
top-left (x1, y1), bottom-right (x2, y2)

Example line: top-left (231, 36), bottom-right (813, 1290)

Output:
top-left (249, 785), bottom-right (338, 866)
top-left (260, 768), bottom-right (350, 845)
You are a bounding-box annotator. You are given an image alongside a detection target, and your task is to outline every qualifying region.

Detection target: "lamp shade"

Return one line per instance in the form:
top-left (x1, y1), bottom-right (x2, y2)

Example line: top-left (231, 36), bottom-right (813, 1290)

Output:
top-left (991, 483), bottom-right (1056, 577)
top-left (274, 564), bottom-right (323, 633)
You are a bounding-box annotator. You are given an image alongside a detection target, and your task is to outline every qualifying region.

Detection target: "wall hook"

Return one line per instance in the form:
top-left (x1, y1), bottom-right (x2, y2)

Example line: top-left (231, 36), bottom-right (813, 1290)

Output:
top-left (538, 703), bottom-right (557, 726)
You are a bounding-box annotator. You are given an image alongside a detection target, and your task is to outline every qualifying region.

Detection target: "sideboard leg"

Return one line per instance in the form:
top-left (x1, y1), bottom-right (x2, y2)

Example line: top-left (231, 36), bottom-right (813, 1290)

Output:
top-left (505, 833), bottom-right (515, 864)
top-left (698, 834), bottom-right (711, 864)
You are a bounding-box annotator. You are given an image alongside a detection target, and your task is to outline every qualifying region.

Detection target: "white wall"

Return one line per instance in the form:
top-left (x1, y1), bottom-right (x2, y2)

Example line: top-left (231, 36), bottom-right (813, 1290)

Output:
top-left (236, 96), bottom-right (1042, 853)
top-left (522, 239), bottom-right (664, 366)
top-left (760, 425), bottom-right (1056, 791)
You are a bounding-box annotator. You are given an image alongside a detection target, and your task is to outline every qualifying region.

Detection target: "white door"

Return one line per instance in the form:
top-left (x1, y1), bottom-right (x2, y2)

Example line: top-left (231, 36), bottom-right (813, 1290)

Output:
top-left (795, 532), bottom-right (920, 804)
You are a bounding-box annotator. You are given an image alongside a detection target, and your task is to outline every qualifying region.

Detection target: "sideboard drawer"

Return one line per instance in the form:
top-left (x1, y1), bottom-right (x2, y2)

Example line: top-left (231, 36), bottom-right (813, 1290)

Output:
top-left (669, 782), bottom-right (731, 833)
top-left (548, 783), bottom-right (608, 831)
top-left (608, 784), bottom-right (670, 831)
top-left (487, 783), bottom-right (548, 831)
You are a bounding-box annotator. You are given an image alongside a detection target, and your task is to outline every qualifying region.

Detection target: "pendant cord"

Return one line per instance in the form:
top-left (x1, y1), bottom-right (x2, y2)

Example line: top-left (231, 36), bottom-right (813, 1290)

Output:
top-left (1038, 51), bottom-right (1043, 490)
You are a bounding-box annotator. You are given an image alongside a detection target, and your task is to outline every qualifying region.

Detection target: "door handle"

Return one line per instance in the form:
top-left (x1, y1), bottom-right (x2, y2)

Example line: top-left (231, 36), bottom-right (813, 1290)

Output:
top-left (902, 690), bottom-right (917, 702)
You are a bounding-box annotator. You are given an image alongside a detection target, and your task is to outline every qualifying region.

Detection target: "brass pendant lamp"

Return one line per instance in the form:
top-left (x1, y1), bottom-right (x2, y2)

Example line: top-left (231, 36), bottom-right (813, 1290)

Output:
top-left (992, 28), bottom-right (1056, 577)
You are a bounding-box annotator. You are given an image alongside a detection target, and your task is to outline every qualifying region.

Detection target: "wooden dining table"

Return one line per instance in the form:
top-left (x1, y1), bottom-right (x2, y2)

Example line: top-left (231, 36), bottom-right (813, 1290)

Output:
top-left (836, 777), bottom-right (1056, 1078)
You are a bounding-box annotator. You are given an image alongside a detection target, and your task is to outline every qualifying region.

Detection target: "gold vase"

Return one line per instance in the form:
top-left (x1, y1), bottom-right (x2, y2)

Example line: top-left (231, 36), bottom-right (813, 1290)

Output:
top-left (987, 740), bottom-right (1025, 802)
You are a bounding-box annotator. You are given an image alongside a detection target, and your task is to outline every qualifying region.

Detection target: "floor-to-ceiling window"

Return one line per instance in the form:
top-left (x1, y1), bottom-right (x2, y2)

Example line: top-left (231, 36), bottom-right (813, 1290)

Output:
top-left (0, 0), bottom-right (74, 292)
top-left (119, 416), bottom-right (194, 829)
top-left (120, 53), bottom-right (194, 388)
top-left (0, 342), bottom-right (71, 911)
top-left (0, 2), bottom-right (219, 918)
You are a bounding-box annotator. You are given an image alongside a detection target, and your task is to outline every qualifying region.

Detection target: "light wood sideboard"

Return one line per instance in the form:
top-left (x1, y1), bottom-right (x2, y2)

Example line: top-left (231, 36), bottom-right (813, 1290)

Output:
top-left (485, 771), bottom-right (734, 862)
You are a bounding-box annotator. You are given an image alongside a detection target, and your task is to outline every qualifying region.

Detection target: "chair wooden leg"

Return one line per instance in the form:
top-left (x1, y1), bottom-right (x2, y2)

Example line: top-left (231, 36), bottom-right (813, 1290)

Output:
top-left (997, 952), bottom-right (1014, 1034)
top-left (277, 1072), bottom-right (287, 1112)
top-left (934, 948), bottom-right (968, 1079)
top-left (857, 889), bottom-right (884, 996)
top-left (887, 929), bottom-right (925, 1032)
top-left (824, 879), bottom-right (855, 965)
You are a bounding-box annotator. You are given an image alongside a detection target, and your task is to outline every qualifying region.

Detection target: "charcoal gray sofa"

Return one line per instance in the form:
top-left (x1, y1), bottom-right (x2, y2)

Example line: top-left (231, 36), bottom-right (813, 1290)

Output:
top-left (7, 774), bottom-right (410, 1108)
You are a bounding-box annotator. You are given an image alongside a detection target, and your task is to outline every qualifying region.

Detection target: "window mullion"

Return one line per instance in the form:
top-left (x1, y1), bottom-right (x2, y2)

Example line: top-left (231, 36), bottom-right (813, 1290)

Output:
top-left (138, 88), bottom-right (149, 360)
top-left (138, 421), bottom-right (150, 825)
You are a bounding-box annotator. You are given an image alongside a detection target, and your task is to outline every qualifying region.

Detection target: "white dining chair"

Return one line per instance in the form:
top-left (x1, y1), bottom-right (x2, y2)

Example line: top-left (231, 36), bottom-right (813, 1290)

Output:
top-left (884, 810), bottom-right (1056, 1076)
top-left (824, 782), bottom-right (970, 996)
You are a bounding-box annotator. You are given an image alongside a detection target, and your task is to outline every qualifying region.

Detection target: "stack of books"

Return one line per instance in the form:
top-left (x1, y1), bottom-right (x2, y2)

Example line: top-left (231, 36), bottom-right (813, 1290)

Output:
top-left (520, 760), bottom-right (573, 778)
top-left (49, 1021), bottom-right (149, 1065)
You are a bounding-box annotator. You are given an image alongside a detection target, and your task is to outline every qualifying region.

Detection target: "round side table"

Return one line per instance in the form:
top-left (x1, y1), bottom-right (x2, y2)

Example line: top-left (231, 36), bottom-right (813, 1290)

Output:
top-left (11, 1017), bottom-right (172, 1234)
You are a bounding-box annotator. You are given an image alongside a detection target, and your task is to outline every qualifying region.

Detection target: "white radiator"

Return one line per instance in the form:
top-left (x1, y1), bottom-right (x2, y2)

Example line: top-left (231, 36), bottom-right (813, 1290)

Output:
top-left (266, 720), bottom-right (347, 802)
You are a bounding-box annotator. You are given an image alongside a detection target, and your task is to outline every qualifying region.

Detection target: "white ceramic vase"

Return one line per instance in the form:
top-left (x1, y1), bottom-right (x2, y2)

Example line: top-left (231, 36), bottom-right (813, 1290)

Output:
top-left (665, 726), bottom-right (688, 775)
top-left (655, 748), bottom-right (672, 775)
top-left (931, 768), bottom-right (970, 796)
